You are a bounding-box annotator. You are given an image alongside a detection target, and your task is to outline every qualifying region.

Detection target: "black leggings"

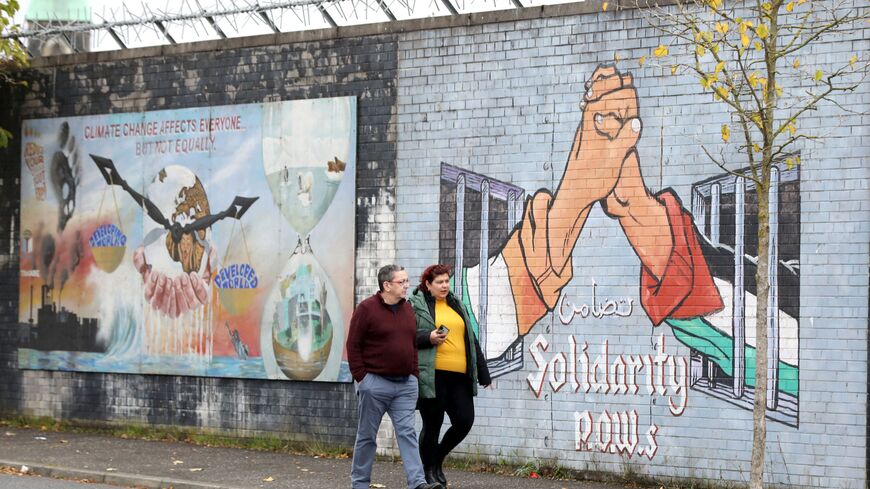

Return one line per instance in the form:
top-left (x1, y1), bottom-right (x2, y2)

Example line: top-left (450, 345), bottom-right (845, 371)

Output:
top-left (418, 370), bottom-right (475, 469)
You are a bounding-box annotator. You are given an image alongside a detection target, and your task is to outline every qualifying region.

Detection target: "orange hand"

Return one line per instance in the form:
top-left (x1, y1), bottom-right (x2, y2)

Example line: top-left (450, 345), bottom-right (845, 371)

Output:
top-left (548, 65), bottom-right (643, 271)
top-left (602, 150), bottom-right (672, 280)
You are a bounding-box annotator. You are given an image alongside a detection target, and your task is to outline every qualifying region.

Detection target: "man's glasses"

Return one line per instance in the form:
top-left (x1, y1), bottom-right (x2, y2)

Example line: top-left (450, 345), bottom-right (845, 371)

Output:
top-left (388, 279), bottom-right (409, 285)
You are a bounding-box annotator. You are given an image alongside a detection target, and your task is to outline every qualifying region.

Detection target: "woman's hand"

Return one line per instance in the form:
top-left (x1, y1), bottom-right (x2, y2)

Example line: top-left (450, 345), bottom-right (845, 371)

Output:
top-left (429, 329), bottom-right (447, 346)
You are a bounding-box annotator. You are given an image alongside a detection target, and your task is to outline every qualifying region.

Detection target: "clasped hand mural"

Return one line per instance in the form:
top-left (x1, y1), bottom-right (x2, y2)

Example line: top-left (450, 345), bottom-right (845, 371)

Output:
top-left (18, 97), bottom-right (357, 382)
top-left (437, 65), bottom-right (801, 442)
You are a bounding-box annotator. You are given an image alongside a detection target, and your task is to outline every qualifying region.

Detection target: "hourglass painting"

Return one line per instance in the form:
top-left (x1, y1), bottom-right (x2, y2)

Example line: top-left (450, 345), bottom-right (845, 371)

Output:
top-left (260, 97), bottom-right (356, 381)
top-left (17, 97), bottom-right (356, 382)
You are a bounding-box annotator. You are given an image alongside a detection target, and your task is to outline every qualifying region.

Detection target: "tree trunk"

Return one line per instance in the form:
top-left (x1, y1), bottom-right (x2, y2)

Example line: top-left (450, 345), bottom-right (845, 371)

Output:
top-left (749, 179), bottom-right (771, 489)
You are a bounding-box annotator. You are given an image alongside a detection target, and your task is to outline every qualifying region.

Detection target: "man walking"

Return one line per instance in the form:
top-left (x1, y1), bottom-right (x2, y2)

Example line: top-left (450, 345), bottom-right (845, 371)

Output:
top-left (347, 265), bottom-right (443, 489)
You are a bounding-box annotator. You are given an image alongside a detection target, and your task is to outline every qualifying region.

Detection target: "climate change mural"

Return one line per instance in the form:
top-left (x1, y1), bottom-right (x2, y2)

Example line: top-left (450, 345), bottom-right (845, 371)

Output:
top-left (18, 97), bottom-right (357, 382)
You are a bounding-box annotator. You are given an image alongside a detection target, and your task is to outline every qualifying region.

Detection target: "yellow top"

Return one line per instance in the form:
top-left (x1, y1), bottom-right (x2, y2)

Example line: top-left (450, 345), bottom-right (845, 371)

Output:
top-left (434, 298), bottom-right (467, 373)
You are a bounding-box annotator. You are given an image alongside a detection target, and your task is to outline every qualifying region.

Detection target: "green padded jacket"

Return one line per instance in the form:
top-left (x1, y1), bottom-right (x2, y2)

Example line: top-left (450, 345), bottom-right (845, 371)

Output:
top-left (409, 287), bottom-right (491, 400)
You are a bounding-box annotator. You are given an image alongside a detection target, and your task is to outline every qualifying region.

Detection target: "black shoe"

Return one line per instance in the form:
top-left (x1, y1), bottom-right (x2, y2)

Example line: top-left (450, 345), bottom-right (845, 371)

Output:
top-left (424, 467), bottom-right (439, 484)
top-left (434, 464), bottom-right (447, 486)
top-left (414, 483), bottom-right (443, 489)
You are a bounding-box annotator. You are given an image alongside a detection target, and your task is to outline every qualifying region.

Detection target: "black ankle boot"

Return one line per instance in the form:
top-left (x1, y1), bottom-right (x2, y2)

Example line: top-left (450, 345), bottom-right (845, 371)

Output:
top-left (434, 462), bottom-right (447, 486)
top-left (424, 466), bottom-right (438, 484)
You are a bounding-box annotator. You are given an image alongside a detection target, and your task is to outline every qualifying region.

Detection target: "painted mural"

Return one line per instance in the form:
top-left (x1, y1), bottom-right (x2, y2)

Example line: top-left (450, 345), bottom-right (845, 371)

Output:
top-left (18, 97), bottom-right (357, 382)
top-left (435, 65), bottom-right (801, 457)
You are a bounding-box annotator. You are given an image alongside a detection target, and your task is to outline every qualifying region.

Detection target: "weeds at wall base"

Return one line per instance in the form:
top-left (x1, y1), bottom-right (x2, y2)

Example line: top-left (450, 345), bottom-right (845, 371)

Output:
top-left (0, 413), bottom-right (351, 459)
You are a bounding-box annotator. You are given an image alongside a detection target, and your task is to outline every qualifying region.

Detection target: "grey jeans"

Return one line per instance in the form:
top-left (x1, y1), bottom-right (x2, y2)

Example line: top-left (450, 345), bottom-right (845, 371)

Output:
top-left (351, 373), bottom-right (426, 489)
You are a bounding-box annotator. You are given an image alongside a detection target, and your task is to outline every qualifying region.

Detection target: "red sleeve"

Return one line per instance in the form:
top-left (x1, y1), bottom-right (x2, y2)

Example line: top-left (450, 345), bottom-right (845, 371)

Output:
top-left (408, 303), bottom-right (420, 378)
top-left (640, 190), bottom-right (724, 325)
top-left (345, 301), bottom-right (369, 382)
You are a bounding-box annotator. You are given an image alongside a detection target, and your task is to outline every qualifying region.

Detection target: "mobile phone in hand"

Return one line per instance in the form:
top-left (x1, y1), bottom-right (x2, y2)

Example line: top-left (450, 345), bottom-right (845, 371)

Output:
top-left (437, 325), bottom-right (449, 335)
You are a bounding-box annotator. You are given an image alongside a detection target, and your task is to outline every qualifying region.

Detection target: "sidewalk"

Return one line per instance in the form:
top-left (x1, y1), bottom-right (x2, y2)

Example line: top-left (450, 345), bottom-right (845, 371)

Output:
top-left (0, 427), bottom-right (629, 489)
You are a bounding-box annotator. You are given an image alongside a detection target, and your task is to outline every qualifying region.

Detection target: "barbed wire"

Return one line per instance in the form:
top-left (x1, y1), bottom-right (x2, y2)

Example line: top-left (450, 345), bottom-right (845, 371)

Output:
top-left (3, 0), bottom-right (531, 53)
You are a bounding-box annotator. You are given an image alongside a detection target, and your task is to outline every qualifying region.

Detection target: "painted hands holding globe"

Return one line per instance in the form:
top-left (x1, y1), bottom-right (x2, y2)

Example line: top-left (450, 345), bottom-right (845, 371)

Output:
top-left (133, 245), bottom-right (216, 318)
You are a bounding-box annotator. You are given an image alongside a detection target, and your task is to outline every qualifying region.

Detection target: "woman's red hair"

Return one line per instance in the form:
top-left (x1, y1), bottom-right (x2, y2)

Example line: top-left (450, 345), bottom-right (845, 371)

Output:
top-left (417, 264), bottom-right (452, 293)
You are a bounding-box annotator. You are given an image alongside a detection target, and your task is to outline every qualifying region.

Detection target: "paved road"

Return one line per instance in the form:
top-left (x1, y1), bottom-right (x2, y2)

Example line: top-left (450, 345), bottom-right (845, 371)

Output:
top-left (1, 473), bottom-right (123, 489)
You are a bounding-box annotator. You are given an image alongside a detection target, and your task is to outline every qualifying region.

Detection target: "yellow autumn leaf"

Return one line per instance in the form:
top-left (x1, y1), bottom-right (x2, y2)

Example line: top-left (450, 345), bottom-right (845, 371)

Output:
top-left (614, 52), bottom-right (621, 62)
top-left (721, 124), bottom-right (731, 142)
top-left (796, 156), bottom-right (801, 165)
top-left (741, 34), bottom-right (750, 48)
top-left (755, 41), bottom-right (763, 51)
top-left (715, 86), bottom-right (730, 100)
top-left (759, 77), bottom-right (767, 87)
top-left (702, 31), bottom-right (714, 43)
top-left (701, 73), bottom-right (718, 89)
top-left (786, 1), bottom-right (794, 12)
top-left (671, 65), bottom-right (678, 75)
top-left (756, 24), bottom-right (769, 39)
top-left (654, 45), bottom-right (669, 57)
top-left (749, 72), bottom-right (760, 87)
top-left (787, 123), bottom-right (796, 135)
top-left (638, 55), bottom-right (647, 67)
top-left (706, 0), bottom-right (722, 9)
top-left (849, 55), bottom-right (858, 67)
top-left (762, 2), bottom-right (772, 12)
top-left (785, 157), bottom-right (794, 169)
top-left (696, 45), bottom-right (706, 57)
top-left (775, 83), bottom-right (783, 97)
top-left (602, 2), bottom-right (609, 11)
top-left (712, 44), bottom-right (720, 54)
top-left (715, 21), bottom-right (730, 35)
top-left (793, 58), bottom-right (800, 68)
top-left (814, 69), bottom-right (823, 81)
top-left (715, 61), bottom-right (725, 73)
top-left (753, 143), bottom-right (761, 153)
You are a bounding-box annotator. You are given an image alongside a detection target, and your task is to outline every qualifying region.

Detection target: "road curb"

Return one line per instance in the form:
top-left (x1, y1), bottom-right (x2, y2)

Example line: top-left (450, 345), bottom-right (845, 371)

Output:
top-left (0, 460), bottom-right (242, 489)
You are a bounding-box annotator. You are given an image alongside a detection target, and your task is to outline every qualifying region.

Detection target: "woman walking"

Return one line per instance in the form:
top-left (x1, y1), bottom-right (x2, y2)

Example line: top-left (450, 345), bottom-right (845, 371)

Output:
top-left (409, 264), bottom-right (491, 487)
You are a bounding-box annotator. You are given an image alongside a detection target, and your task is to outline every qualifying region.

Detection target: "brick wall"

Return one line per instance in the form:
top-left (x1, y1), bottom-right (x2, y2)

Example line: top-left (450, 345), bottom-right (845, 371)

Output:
top-left (392, 3), bottom-right (868, 488)
top-left (1, 1), bottom-right (868, 488)
top-left (1, 35), bottom-right (399, 446)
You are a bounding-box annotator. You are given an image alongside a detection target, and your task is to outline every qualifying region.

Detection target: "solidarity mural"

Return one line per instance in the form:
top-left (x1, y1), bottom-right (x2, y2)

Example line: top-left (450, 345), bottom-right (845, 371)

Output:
top-left (18, 97), bottom-right (357, 382)
top-left (431, 66), bottom-right (802, 457)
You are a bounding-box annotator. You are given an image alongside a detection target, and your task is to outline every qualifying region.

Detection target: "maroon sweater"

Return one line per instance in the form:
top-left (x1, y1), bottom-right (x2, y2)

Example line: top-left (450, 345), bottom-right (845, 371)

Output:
top-left (346, 292), bottom-right (419, 382)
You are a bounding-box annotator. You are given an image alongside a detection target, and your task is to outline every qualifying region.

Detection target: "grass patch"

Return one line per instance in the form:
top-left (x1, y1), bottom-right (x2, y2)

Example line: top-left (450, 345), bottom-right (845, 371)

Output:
top-left (0, 414), bottom-right (350, 459)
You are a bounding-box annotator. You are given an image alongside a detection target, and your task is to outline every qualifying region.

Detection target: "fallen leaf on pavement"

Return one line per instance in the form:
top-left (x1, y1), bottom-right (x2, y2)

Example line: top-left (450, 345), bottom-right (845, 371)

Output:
top-left (60, 440), bottom-right (68, 444)
top-left (370, 484), bottom-right (386, 488)
top-left (106, 468), bottom-right (117, 472)
top-left (34, 436), bottom-right (47, 441)
top-left (173, 460), bottom-right (184, 465)
top-left (4, 432), bottom-right (15, 436)
top-left (263, 476), bottom-right (274, 482)
top-left (189, 468), bottom-right (203, 472)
